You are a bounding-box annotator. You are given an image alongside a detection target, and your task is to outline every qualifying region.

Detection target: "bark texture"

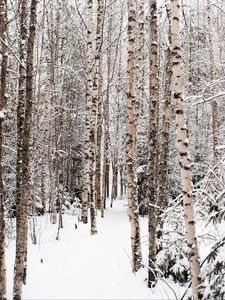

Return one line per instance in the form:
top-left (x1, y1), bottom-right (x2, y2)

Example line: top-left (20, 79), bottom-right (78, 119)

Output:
top-left (170, 0), bottom-right (203, 299)
top-left (13, 0), bottom-right (37, 298)
top-left (101, 9), bottom-right (112, 215)
top-left (81, 0), bottom-right (97, 234)
top-left (148, 0), bottom-right (159, 287)
top-left (22, 0), bottom-right (38, 283)
top-left (126, 0), bottom-right (142, 273)
top-left (0, 0), bottom-right (8, 298)
top-left (13, 0), bottom-right (29, 298)
top-left (156, 8), bottom-right (172, 244)
top-left (81, 0), bottom-right (94, 224)
top-left (88, 0), bottom-right (104, 234)
top-left (94, 0), bottom-right (104, 212)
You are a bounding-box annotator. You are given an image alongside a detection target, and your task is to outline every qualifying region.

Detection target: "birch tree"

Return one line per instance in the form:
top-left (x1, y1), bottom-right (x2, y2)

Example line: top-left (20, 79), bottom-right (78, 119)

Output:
top-left (88, 0), bottom-right (104, 233)
top-left (0, 0), bottom-right (8, 298)
top-left (126, 0), bottom-right (142, 273)
top-left (82, 0), bottom-right (95, 224)
top-left (101, 4), bottom-right (112, 215)
top-left (170, 0), bottom-right (203, 298)
top-left (156, 6), bottom-right (172, 245)
top-left (148, 0), bottom-right (159, 287)
top-left (81, 0), bottom-right (97, 234)
top-left (21, 0), bottom-right (38, 282)
top-left (95, 0), bottom-right (104, 212)
top-left (14, 0), bottom-right (38, 297)
top-left (13, 0), bottom-right (29, 298)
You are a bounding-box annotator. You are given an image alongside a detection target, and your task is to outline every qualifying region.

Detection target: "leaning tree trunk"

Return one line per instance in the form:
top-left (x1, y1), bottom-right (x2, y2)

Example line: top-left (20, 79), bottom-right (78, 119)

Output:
top-left (13, 0), bottom-right (29, 298)
top-left (170, 0), bottom-right (203, 299)
top-left (0, 0), bottom-right (8, 298)
top-left (126, 0), bottom-right (142, 273)
top-left (147, 0), bottom-right (159, 287)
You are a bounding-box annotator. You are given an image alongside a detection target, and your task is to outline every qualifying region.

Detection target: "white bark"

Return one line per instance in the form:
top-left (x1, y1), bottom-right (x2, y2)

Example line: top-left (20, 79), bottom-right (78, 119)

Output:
top-left (126, 0), bottom-right (142, 273)
top-left (148, 0), bottom-right (159, 287)
top-left (170, 1), bottom-right (203, 299)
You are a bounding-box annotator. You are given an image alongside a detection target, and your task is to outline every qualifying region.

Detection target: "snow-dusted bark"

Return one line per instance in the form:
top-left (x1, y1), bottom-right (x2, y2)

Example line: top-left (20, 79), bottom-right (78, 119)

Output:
top-left (170, 0), bottom-right (203, 299)
top-left (148, 0), bottom-right (159, 287)
top-left (0, 0), bottom-right (8, 298)
top-left (126, 0), bottom-right (142, 272)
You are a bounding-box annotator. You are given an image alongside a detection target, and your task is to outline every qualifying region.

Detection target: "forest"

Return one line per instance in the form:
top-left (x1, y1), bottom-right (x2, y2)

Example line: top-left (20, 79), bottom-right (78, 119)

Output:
top-left (0, 0), bottom-right (225, 299)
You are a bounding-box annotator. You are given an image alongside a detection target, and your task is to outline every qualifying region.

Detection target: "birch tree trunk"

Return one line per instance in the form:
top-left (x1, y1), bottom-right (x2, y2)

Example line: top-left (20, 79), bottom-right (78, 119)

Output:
top-left (47, 1), bottom-right (59, 225)
top-left (207, 0), bottom-right (220, 166)
top-left (156, 8), bottom-right (172, 245)
top-left (14, 0), bottom-right (38, 297)
top-left (111, 147), bottom-right (118, 207)
top-left (81, 0), bottom-right (94, 223)
top-left (95, 71), bottom-right (103, 211)
top-left (13, 0), bottom-right (29, 298)
top-left (126, 0), bottom-right (142, 273)
top-left (21, 0), bottom-right (38, 284)
top-left (94, 0), bottom-right (104, 212)
top-left (111, 98), bottom-right (119, 207)
top-left (81, 0), bottom-right (97, 234)
top-left (41, 81), bottom-right (50, 214)
top-left (136, 0), bottom-right (144, 103)
top-left (170, 0), bottom-right (203, 299)
top-left (148, 0), bottom-right (159, 287)
top-left (101, 8), bottom-right (112, 215)
top-left (0, 0), bottom-right (8, 298)
top-left (88, 0), bottom-right (104, 233)
top-left (33, 2), bottom-right (46, 215)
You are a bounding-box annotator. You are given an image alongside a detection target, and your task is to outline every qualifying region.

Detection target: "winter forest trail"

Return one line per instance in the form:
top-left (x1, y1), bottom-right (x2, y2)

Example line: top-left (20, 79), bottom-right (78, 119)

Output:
top-left (6, 198), bottom-right (185, 299)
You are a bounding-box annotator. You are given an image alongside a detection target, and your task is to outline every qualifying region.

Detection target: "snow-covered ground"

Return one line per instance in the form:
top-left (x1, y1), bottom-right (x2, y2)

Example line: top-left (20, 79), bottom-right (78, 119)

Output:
top-left (6, 198), bottom-right (188, 299)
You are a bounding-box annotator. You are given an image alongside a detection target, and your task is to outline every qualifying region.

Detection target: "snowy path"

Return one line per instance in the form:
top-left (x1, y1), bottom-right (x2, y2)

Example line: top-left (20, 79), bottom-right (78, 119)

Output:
top-left (6, 199), bottom-right (185, 299)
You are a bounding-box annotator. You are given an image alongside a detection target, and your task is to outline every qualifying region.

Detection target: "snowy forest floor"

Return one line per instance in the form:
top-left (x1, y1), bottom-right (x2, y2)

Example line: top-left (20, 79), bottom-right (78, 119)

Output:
top-left (5, 197), bottom-right (220, 299)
